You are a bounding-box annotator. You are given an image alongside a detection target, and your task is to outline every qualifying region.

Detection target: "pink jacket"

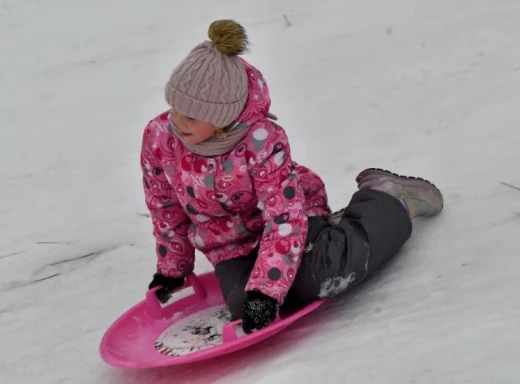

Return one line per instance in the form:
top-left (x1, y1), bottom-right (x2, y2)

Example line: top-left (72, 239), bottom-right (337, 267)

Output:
top-left (141, 60), bottom-right (331, 304)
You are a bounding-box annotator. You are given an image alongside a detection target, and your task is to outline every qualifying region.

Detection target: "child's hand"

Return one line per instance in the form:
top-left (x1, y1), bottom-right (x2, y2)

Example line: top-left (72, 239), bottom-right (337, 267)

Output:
top-left (241, 290), bottom-right (278, 334)
top-left (148, 273), bottom-right (185, 303)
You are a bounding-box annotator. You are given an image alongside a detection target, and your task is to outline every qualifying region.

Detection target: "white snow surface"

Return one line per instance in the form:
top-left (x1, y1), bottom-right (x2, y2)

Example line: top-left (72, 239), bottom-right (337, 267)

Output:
top-left (1, 0), bottom-right (520, 383)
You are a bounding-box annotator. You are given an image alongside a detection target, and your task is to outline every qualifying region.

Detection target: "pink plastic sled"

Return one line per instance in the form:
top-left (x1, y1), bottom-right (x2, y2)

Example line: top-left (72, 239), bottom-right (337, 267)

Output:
top-left (99, 271), bottom-right (324, 368)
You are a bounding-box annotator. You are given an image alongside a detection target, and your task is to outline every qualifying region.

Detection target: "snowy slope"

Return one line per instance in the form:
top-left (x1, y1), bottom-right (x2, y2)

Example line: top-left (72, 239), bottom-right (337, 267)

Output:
top-left (1, 0), bottom-right (519, 382)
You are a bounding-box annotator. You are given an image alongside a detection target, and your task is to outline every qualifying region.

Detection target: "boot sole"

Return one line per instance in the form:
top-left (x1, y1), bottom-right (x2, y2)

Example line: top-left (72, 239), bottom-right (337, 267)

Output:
top-left (357, 168), bottom-right (444, 213)
top-left (356, 168), bottom-right (441, 193)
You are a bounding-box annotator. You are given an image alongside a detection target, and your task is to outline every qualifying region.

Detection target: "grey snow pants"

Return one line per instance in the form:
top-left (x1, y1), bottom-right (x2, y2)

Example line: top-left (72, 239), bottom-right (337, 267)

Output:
top-left (214, 189), bottom-right (412, 319)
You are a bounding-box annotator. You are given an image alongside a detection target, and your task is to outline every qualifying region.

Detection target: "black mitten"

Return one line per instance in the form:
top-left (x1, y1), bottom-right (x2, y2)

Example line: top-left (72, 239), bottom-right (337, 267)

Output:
top-left (241, 290), bottom-right (279, 334)
top-left (148, 273), bottom-right (185, 303)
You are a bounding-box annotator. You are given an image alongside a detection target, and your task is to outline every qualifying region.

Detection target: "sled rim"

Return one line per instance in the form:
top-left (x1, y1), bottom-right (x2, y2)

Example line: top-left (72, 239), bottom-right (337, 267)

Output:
top-left (99, 272), bottom-right (324, 368)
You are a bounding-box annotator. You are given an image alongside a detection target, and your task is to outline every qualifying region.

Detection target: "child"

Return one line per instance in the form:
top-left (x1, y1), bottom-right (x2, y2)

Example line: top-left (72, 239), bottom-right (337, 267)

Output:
top-left (141, 20), bottom-right (443, 334)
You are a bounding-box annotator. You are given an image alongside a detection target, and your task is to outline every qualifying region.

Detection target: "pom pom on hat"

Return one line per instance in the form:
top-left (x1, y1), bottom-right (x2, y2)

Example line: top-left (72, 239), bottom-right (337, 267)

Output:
top-left (208, 20), bottom-right (250, 56)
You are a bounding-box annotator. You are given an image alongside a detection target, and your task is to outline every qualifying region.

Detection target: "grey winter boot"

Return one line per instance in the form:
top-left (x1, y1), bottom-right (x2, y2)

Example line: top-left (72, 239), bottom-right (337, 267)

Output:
top-left (355, 168), bottom-right (444, 219)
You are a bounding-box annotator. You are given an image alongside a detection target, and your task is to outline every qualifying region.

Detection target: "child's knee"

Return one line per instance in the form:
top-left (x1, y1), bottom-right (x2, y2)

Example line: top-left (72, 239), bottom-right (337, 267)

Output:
top-left (292, 226), bottom-right (350, 300)
top-left (225, 286), bottom-right (247, 320)
top-left (214, 254), bottom-right (257, 319)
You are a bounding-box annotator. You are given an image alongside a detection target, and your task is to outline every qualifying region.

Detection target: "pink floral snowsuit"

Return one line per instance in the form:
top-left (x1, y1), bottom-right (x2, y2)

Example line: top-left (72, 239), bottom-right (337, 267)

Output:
top-left (141, 60), bottom-right (331, 304)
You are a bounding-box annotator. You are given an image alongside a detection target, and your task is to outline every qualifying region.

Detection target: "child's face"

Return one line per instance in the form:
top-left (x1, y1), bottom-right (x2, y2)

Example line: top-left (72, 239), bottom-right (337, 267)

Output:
top-left (172, 110), bottom-right (217, 145)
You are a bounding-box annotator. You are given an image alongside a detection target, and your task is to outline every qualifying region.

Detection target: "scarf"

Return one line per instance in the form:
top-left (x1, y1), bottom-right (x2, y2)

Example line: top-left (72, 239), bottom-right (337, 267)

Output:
top-left (168, 112), bottom-right (277, 157)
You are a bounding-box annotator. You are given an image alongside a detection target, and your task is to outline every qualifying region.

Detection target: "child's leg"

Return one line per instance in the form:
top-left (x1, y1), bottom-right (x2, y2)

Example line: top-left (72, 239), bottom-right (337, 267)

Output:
top-left (214, 248), bottom-right (258, 320)
top-left (216, 169), bottom-right (442, 313)
top-left (291, 188), bottom-right (413, 301)
top-left (216, 189), bottom-right (412, 313)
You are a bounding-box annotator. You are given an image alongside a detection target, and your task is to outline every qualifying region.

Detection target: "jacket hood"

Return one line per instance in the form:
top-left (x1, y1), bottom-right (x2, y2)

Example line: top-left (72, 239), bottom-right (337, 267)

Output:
top-left (234, 59), bottom-right (274, 127)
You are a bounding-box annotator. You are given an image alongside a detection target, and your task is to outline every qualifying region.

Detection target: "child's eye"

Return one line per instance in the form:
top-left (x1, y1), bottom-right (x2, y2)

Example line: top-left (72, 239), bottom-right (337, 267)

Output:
top-left (186, 116), bottom-right (195, 121)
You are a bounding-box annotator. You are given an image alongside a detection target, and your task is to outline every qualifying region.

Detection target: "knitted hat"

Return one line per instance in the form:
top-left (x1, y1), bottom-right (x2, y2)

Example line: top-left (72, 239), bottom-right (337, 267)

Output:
top-left (165, 20), bottom-right (250, 128)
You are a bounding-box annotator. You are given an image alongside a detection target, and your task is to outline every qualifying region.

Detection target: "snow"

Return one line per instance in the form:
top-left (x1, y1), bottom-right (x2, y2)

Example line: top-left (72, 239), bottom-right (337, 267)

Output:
top-left (1, 0), bottom-right (519, 382)
top-left (318, 274), bottom-right (356, 299)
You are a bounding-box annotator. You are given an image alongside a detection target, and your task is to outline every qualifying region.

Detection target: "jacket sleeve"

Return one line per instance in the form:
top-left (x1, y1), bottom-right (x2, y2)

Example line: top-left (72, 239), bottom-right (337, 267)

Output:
top-left (245, 123), bottom-right (309, 304)
top-left (141, 123), bottom-right (195, 278)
